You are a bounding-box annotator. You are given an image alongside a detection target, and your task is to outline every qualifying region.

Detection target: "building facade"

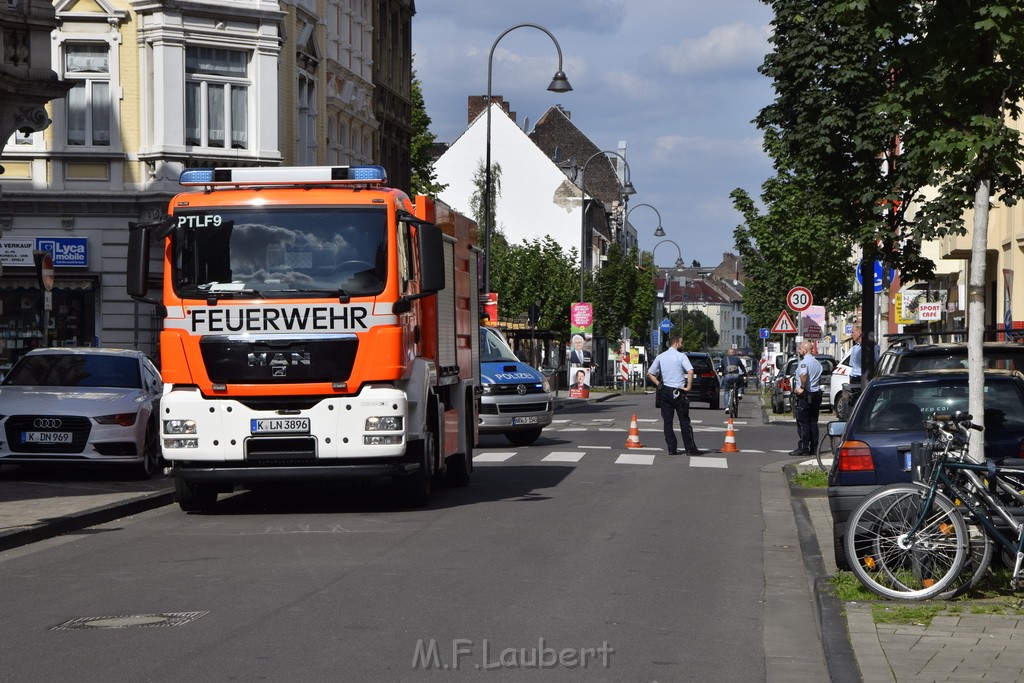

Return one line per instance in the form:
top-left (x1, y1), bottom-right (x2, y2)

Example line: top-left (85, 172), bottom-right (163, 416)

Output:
top-left (0, 0), bottom-right (412, 370)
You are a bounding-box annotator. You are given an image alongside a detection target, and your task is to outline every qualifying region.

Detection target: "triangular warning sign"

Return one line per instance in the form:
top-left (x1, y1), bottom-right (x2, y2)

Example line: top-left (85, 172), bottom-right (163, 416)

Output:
top-left (771, 310), bottom-right (798, 334)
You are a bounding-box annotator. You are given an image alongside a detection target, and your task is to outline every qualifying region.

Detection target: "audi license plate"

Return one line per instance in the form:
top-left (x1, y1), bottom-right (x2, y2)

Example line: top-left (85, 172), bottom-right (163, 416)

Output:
top-left (250, 418), bottom-right (310, 434)
top-left (512, 416), bottom-right (538, 425)
top-left (22, 431), bottom-right (72, 444)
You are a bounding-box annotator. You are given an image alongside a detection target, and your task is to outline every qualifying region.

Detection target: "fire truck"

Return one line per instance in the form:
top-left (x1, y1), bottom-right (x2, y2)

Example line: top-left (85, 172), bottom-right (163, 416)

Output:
top-left (127, 165), bottom-right (479, 511)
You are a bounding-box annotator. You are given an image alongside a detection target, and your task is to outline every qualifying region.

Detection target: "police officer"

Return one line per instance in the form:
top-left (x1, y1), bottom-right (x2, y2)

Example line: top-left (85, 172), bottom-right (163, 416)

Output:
top-left (647, 335), bottom-right (704, 455)
top-left (791, 341), bottom-right (823, 456)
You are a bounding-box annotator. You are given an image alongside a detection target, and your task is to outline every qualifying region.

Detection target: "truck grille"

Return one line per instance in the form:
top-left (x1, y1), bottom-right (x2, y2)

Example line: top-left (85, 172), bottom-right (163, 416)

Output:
top-left (200, 337), bottom-right (358, 384)
top-left (245, 436), bottom-right (317, 463)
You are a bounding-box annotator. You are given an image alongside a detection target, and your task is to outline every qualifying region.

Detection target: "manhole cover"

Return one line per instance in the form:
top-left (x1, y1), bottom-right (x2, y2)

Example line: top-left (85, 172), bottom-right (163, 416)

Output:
top-left (51, 611), bottom-right (208, 630)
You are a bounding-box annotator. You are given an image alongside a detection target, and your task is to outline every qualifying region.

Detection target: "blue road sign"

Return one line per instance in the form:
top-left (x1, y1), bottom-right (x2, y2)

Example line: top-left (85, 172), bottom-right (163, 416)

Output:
top-left (660, 318), bottom-right (672, 334)
top-left (652, 328), bottom-right (660, 347)
top-left (759, 328), bottom-right (769, 339)
top-left (856, 260), bottom-right (885, 294)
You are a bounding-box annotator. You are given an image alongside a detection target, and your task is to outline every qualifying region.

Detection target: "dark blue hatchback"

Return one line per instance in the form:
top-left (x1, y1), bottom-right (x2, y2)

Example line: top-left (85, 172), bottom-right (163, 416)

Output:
top-left (827, 369), bottom-right (1024, 569)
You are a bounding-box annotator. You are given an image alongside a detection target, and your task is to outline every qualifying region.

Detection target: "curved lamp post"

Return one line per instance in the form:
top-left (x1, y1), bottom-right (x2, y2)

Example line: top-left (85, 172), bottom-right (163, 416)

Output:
top-left (626, 202), bottom-right (662, 265)
top-left (652, 239), bottom-right (684, 270)
top-left (579, 149), bottom-right (637, 301)
top-left (483, 23), bottom-right (572, 296)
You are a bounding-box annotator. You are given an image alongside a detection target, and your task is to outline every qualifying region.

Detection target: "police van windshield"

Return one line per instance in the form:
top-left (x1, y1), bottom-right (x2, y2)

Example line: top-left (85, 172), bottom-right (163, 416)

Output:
top-left (173, 207), bottom-right (387, 298)
top-left (480, 327), bottom-right (519, 363)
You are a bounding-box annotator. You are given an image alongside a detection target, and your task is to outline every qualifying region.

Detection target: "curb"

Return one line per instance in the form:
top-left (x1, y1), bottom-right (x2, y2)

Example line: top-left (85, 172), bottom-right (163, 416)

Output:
top-left (0, 489), bottom-right (175, 552)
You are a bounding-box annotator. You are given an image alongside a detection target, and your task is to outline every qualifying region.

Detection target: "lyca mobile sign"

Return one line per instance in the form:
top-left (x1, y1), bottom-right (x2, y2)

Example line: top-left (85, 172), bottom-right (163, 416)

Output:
top-left (0, 238), bottom-right (88, 268)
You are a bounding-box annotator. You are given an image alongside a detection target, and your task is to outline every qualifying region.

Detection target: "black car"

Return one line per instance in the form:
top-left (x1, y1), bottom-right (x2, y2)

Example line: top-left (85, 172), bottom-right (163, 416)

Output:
top-left (826, 369), bottom-right (1024, 569)
top-left (684, 352), bottom-right (721, 410)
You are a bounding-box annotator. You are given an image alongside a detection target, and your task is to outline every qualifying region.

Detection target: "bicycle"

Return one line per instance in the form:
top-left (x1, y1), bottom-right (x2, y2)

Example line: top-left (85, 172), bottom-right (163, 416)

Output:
top-left (816, 422), bottom-right (844, 471)
top-left (843, 411), bottom-right (1024, 600)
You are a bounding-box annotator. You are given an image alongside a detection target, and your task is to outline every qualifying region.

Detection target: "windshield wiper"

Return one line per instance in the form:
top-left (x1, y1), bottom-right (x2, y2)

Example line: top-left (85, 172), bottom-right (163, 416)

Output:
top-left (271, 288), bottom-right (351, 303)
top-left (195, 282), bottom-right (267, 304)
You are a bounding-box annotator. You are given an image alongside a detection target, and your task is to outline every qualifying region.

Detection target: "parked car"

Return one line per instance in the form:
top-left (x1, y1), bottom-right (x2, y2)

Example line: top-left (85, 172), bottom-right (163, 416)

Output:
top-left (826, 368), bottom-right (1024, 569)
top-left (875, 340), bottom-right (1024, 376)
top-left (0, 348), bottom-right (163, 478)
top-left (684, 352), bottom-right (722, 410)
top-left (770, 355), bottom-right (836, 413)
top-left (478, 326), bottom-right (553, 445)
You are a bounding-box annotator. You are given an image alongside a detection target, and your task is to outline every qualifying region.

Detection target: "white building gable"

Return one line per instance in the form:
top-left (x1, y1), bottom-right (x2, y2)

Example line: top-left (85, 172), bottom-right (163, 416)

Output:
top-left (433, 103), bottom-right (584, 258)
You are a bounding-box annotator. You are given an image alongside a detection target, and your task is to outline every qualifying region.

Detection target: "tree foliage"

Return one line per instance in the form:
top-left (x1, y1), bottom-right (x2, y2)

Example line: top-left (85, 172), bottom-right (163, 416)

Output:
top-left (490, 231), bottom-right (578, 339)
top-left (669, 308), bottom-right (719, 353)
top-left (756, 0), bottom-right (1024, 282)
top-left (590, 243), bottom-right (657, 344)
top-left (409, 69), bottom-right (446, 198)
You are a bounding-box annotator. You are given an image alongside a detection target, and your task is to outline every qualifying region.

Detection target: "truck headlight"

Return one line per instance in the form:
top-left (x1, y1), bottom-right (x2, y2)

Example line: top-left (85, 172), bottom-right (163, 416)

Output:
top-left (164, 419), bottom-right (197, 434)
top-left (163, 438), bottom-right (198, 449)
top-left (364, 435), bottom-right (403, 445)
top-left (365, 416), bottom-right (402, 431)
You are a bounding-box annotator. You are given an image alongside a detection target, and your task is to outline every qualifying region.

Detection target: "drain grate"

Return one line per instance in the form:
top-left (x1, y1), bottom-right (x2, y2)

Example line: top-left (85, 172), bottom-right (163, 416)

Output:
top-left (50, 611), bottom-right (209, 630)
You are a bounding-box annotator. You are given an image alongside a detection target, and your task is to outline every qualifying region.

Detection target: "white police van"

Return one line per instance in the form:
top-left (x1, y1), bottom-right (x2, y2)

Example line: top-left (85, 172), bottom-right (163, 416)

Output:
top-left (478, 326), bottom-right (553, 445)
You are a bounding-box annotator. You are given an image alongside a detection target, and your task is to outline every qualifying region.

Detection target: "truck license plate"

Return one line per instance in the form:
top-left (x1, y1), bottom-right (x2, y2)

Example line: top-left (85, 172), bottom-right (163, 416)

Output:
top-left (512, 416), bottom-right (538, 425)
top-left (250, 418), bottom-right (310, 434)
top-left (22, 431), bottom-right (72, 443)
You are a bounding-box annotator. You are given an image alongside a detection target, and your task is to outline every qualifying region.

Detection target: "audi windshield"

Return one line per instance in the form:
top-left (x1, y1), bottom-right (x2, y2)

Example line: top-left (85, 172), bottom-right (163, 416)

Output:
top-left (3, 354), bottom-right (142, 389)
top-left (172, 207), bottom-right (388, 298)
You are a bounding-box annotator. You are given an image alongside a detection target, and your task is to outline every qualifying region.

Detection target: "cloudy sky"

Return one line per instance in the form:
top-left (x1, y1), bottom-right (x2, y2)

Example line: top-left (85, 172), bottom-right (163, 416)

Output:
top-left (411, 0), bottom-right (777, 269)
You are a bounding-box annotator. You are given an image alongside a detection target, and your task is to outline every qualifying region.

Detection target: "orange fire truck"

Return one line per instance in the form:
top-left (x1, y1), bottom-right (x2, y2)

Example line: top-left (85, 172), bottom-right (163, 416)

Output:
top-left (127, 165), bottom-right (479, 511)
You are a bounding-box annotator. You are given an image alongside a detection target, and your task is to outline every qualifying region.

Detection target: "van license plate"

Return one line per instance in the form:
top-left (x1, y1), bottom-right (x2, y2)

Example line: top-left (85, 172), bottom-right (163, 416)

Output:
top-left (22, 431), bottom-right (71, 443)
top-left (251, 418), bottom-right (310, 434)
top-left (512, 416), bottom-right (538, 425)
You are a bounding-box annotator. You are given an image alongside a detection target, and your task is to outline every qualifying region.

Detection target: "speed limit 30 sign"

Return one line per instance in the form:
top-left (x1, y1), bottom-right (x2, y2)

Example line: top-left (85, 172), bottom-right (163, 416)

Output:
top-left (787, 286), bottom-right (813, 312)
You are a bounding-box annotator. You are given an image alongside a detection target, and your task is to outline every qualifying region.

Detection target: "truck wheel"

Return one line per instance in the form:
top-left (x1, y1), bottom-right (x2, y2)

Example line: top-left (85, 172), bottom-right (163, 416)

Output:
top-left (175, 477), bottom-right (217, 512)
top-left (445, 411), bottom-right (473, 488)
top-left (399, 421), bottom-right (436, 507)
top-left (506, 428), bottom-right (542, 446)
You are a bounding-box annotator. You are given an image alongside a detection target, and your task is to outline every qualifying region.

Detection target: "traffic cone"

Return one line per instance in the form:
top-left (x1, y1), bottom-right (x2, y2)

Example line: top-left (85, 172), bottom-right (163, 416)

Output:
top-left (625, 414), bottom-right (644, 449)
top-left (721, 417), bottom-right (739, 453)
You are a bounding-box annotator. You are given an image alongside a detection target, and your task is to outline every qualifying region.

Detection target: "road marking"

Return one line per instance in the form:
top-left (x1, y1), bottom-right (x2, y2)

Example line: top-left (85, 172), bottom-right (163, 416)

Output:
top-left (740, 449), bottom-right (765, 453)
top-left (552, 419), bottom-right (572, 424)
top-left (473, 453), bottom-right (515, 462)
top-left (558, 427), bottom-right (588, 432)
top-left (637, 418), bottom-right (659, 423)
top-left (577, 445), bottom-right (611, 449)
top-left (690, 457), bottom-right (728, 468)
top-left (543, 452), bottom-right (584, 463)
top-left (615, 453), bottom-right (655, 465)
top-left (598, 428), bottom-right (621, 432)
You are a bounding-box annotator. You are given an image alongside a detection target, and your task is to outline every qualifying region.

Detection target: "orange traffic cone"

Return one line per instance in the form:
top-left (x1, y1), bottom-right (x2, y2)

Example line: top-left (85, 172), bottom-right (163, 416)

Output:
top-left (721, 417), bottom-right (739, 453)
top-left (625, 414), bottom-right (644, 449)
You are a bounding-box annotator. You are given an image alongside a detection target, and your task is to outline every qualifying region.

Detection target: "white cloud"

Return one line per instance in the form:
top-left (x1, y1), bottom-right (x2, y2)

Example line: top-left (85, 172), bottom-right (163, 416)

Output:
top-left (653, 135), bottom-right (764, 159)
top-left (656, 22), bottom-right (770, 75)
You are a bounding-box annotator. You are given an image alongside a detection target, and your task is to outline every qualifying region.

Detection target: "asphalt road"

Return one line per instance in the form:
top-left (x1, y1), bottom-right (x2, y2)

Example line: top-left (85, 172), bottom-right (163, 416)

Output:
top-left (0, 392), bottom-right (808, 681)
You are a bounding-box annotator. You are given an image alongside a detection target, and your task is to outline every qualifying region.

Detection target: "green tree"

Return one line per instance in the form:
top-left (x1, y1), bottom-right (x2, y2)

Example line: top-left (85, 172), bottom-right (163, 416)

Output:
top-left (490, 232), bottom-right (578, 339)
top-left (756, 0), bottom-right (1024, 458)
top-left (731, 166), bottom-right (855, 344)
top-left (469, 160), bottom-right (501, 237)
top-left (409, 69), bottom-right (446, 197)
top-left (591, 243), bottom-right (656, 345)
top-left (668, 308), bottom-right (718, 353)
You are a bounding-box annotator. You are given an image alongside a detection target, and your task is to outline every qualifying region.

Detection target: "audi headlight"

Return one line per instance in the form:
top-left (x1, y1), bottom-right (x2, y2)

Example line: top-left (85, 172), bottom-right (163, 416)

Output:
top-left (164, 419), bottom-right (197, 434)
top-left (365, 416), bottom-right (403, 431)
top-left (95, 413), bottom-right (138, 427)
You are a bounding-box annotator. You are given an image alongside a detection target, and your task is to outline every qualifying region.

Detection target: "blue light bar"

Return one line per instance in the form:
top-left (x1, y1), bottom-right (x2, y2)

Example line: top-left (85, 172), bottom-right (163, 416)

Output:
top-left (178, 165), bottom-right (388, 186)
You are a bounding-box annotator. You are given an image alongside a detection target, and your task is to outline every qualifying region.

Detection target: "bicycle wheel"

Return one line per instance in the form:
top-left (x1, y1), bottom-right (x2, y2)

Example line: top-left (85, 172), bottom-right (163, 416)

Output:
top-left (845, 483), bottom-right (969, 600)
top-left (816, 433), bottom-right (832, 471)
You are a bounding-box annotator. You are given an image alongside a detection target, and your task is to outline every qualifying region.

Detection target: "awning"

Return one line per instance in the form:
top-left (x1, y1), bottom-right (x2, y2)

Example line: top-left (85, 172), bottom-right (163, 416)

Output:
top-left (0, 276), bottom-right (96, 290)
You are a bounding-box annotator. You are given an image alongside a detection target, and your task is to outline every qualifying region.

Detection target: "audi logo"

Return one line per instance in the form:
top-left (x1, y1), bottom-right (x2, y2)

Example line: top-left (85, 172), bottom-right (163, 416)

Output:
top-left (33, 418), bottom-right (62, 429)
top-left (516, 384), bottom-right (527, 396)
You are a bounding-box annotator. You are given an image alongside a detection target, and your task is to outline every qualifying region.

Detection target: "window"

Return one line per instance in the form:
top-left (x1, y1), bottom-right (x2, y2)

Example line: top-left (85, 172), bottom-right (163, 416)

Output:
top-left (185, 47), bottom-right (249, 149)
top-left (65, 44), bottom-right (111, 147)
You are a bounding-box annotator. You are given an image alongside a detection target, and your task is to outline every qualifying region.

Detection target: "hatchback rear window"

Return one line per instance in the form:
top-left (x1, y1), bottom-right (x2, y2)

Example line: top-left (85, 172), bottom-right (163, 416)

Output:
top-left (857, 378), bottom-right (1024, 432)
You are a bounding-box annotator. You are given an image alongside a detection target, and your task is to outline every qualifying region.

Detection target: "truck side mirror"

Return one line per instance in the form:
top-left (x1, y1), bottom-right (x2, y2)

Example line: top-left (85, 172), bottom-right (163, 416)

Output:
top-left (127, 223), bottom-right (151, 298)
top-left (417, 222), bottom-right (445, 294)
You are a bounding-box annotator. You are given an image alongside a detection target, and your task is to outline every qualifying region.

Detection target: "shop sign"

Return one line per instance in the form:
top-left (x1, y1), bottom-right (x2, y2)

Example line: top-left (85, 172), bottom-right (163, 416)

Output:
top-left (36, 237), bottom-right (88, 267)
top-left (0, 238), bottom-right (89, 268)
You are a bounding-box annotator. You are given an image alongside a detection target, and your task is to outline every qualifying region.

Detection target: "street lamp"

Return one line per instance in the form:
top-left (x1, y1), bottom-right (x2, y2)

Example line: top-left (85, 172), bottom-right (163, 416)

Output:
top-left (578, 149), bottom-right (636, 301)
top-left (483, 23), bottom-right (572, 297)
top-left (652, 239), bottom-right (684, 270)
top-left (626, 203), bottom-right (662, 264)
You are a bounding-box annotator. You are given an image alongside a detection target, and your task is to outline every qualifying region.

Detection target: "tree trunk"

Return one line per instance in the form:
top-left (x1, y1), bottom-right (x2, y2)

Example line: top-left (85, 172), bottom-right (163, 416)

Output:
top-left (967, 178), bottom-right (991, 463)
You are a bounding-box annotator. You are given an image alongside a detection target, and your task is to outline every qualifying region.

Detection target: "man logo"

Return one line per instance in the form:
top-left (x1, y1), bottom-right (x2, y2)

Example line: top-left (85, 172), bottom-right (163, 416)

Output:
top-left (34, 418), bottom-right (62, 429)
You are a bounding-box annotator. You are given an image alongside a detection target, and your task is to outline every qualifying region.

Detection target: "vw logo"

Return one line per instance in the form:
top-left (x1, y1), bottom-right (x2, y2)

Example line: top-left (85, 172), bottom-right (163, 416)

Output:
top-left (516, 384), bottom-right (527, 396)
top-left (34, 418), bottom-right (62, 429)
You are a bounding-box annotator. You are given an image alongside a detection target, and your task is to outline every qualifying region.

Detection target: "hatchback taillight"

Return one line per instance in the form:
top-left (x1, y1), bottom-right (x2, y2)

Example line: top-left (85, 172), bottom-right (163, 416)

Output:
top-left (700, 372), bottom-right (716, 378)
top-left (838, 440), bottom-right (874, 471)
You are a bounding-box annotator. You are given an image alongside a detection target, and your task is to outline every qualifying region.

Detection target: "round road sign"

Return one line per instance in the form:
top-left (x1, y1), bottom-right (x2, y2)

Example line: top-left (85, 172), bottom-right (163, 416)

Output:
top-left (787, 286), bottom-right (813, 312)
top-left (40, 252), bottom-right (54, 291)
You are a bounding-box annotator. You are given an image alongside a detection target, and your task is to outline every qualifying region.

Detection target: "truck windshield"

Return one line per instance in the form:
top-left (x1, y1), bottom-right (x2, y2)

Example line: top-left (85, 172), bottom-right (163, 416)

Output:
top-left (173, 207), bottom-right (387, 297)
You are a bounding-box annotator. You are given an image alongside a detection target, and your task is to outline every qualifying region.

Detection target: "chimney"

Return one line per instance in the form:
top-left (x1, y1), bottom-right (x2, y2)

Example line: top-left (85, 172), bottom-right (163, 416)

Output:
top-left (468, 96), bottom-right (516, 125)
